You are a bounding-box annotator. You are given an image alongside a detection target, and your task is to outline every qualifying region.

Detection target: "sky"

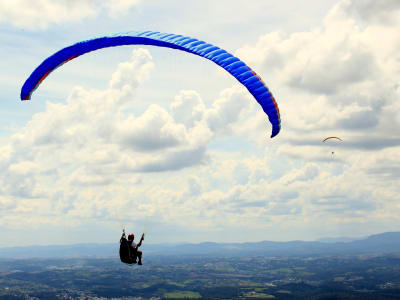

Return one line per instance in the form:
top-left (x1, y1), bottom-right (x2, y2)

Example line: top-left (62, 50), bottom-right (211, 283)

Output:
top-left (0, 0), bottom-right (399, 247)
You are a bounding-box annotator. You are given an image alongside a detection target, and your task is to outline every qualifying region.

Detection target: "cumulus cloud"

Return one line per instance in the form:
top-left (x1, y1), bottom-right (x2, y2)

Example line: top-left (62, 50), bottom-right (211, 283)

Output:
top-left (0, 0), bottom-right (142, 30)
top-left (106, 0), bottom-right (142, 17)
top-left (186, 176), bottom-right (203, 196)
top-left (0, 196), bottom-right (15, 212)
top-left (0, 0), bottom-right (96, 29)
top-left (236, 0), bottom-right (400, 153)
top-left (117, 105), bottom-right (186, 152)
top-left (336, 0), bottom-right (400, 24)
top-left (110, 49), bottom-right (154, 92)
top-left (205, 86), bottom-right (254, 136)
top-left (281, 163), bottom-right (320, 184)
top-left (237, 12), bottom-right (379, 96)
top-left (170, 91), bottom-right (205, 128)
top-left (132, 146), bottom-right (209, 172)
top-left (365, 148), bottom-right (400, 180)
top-left (2, 0), bottom-right (400, 244)
top-left (0, 45), bottom-right (263, 230)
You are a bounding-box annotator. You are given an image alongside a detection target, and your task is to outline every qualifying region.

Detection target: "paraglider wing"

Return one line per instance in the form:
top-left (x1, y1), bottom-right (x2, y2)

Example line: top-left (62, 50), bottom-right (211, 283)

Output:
top-left (20, 31), bottom-right (281, 138)
top-left (323, 136), bottom-right (343, 142)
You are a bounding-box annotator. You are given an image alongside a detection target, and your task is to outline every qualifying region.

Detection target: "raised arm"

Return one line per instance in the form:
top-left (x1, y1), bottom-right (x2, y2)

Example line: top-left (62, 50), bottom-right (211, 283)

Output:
top-left (137, 233), bottom-right (145, 247)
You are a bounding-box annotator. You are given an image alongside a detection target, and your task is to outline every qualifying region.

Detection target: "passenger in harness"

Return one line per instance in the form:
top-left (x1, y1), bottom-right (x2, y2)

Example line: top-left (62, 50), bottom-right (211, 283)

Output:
top-left (128, 233), bottom-right (144, 265)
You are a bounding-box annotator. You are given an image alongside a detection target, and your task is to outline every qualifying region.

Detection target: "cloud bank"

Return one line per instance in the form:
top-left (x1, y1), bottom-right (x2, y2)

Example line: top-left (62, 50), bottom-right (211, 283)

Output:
top-left (0, 0), bottom-right (142, 29)
top-left (0, 0), bottom-right (399, 245)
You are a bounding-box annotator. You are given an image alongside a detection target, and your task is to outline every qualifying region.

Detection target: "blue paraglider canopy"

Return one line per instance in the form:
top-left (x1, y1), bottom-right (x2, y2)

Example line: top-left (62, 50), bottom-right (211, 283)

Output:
top-left (21, 31), bottom-right (281, 138)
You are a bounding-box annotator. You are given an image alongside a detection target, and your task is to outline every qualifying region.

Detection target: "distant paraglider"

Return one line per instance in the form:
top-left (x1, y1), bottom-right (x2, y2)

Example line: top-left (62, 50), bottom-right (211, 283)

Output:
top-left (323, 136), bottom-right (343, 155)
top-left (20, 30), bottom-right (281, 138)
top-left (322, 136), bottom-right (343, 142)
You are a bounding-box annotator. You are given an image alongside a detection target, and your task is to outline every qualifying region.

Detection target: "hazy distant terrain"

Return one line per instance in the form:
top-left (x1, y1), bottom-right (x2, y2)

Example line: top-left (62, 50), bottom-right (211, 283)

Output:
top-left (1, 232), bottom-right (399, 299)
top-left (0, 232), bottom-right (399, 259)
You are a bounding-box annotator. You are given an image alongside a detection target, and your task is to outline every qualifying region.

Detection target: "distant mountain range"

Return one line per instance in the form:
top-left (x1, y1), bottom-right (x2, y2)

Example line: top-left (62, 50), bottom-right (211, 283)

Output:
top-left (0, 232), bottom-right (399, 259)
top-left (316, 236), bottom-right (365, 243)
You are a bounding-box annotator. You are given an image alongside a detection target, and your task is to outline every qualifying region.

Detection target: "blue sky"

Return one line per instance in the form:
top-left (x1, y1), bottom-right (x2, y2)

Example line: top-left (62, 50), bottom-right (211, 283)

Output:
top-left (0, 0), bottom-right (399, 247)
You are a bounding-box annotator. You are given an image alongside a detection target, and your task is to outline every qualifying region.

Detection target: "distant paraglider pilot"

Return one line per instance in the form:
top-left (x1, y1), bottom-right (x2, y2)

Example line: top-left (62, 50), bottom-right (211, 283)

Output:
top-left (128, 233), bottom-right (144, 265)
top-left (119, 230), bottom-right (145, 265)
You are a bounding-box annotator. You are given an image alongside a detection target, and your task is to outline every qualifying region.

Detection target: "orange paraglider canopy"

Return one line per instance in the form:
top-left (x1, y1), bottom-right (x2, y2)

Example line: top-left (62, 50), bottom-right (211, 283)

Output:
top-left (322, 136), bottom-right (343, 142)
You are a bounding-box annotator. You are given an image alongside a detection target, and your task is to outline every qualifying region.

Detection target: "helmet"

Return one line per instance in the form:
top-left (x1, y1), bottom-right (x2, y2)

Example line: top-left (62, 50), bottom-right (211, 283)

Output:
top-left (128, 233), bottom-right (134, 240)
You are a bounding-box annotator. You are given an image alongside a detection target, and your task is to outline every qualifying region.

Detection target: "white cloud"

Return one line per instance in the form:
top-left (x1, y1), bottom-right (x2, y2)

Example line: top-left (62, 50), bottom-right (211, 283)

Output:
top-left (0, 0), bottom-right (143, 30)
top-left (170, 91), bottom-right (205, 128)
top-left (280, 163), bottom-right (320, 184)
top-left (106, 0), bottom-right (142, 17)
top-left (205, 86), bottom-right (254, 137)
top-left (117, 105), bottom-right (186, 152)
top-left (236, 0), bottom-right (400, 151)
top-left (0, 0), bottom-right (97, 30)
top-left (0, 196), bottom-right (15, 211)
top-left (335, 0), bottom-right (400, 24)
top-left (0, 47), bottom-right (261, 232)
top-left (186, 176), bottom-right (203, 196)
top-left (110, 49), bottom-right (154, 92)
top-left (2, 0), bottom-right (400, 245)
top-left (8, 161), bottom-right (39, 175)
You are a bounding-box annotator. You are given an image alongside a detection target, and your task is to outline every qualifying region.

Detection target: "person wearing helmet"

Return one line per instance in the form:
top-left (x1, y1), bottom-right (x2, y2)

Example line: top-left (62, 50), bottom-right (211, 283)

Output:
top-left (128, 233), bottom-right (144, 265)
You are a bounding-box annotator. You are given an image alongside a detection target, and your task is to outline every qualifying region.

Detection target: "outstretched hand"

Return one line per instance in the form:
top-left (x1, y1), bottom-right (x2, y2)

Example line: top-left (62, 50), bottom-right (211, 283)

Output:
top-left (141, 233), bottom-right (145, 241)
